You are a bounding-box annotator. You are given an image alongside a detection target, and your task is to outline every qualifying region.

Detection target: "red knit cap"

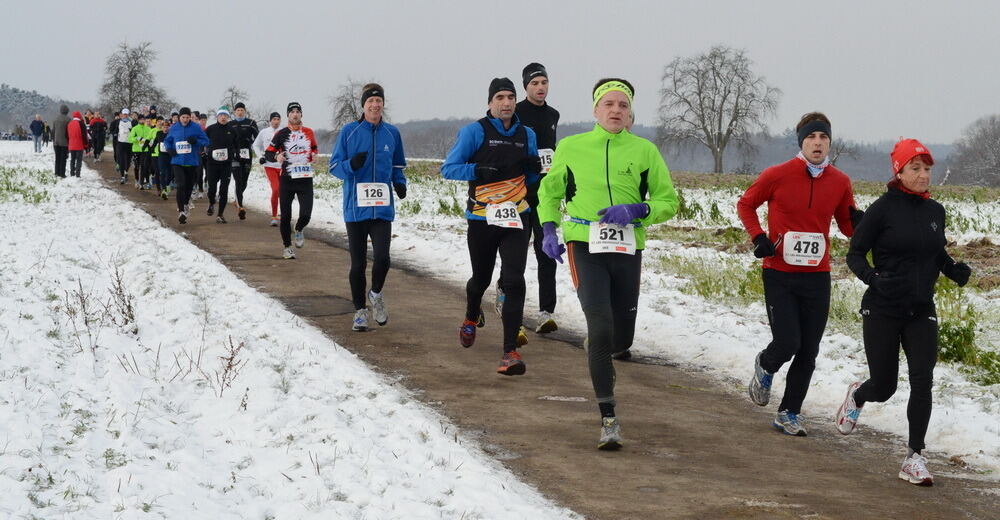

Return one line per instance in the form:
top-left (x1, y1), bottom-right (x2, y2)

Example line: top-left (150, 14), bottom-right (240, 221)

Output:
top-left (890, 138), bottom-right (934, 174)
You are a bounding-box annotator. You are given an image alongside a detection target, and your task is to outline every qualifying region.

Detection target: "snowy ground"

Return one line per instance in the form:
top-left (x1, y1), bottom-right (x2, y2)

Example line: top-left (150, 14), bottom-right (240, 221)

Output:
top-left (0, 142), bottom-right (581, 519)
top-left (237, 157), bottom-right (1000, 478)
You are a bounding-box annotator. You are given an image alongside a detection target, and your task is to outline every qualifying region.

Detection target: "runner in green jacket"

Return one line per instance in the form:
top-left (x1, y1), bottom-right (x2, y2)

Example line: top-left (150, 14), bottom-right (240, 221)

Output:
top-left (537, 77), bottom-right (678, 450)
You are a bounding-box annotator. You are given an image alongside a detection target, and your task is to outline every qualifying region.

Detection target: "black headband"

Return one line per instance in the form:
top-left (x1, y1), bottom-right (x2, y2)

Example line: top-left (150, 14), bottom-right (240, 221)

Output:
top-left (361, 87), bottom-right (384, 107)
top-left (797, 120), bottom-right (832, 148)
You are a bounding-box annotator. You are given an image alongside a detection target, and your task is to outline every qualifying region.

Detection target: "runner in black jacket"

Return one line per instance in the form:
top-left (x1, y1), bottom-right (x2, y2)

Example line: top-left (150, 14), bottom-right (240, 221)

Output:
top-left (204, 108), bottom-right (238, 222)
top-left (836, 138), bottom-right (972, 487)
top-left (230, 102), bottom-right (259, 220)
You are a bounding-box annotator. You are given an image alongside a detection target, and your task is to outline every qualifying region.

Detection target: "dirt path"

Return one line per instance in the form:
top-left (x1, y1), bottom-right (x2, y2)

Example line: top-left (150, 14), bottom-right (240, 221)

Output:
top-left (92, 159), bottom-right (999, 519)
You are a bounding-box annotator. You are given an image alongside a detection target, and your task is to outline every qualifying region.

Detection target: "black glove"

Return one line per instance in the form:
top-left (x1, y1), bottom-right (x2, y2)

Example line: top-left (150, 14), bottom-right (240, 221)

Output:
top-left (186, 136), bottom-right (198, 145)
top-left (350, 152), bottom-right (367, 171)
top-left (515, 155), bottom-right (542, 174)
top-left (943, 261), bottom-right (971, 287)
top-left (850, 206), bottom-right (864, 229)
top-left (871, 271), bottom-right (909, 299)
top-left (474, 163), bottom-right (502, 182)
top-left (393, 182), bottom-right (406, 199)
top-left (259, 157), bottom-right (266, 165)
top-left (752, 234), bottom-right (776, 258)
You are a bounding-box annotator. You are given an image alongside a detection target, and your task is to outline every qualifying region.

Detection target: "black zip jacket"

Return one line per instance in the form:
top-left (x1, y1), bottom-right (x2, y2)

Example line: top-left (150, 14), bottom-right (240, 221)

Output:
top-left (204, 122), bottom-right (238, 164)
top-left (230, 118), bottom-right (259, 162)
top-left (846, 184), bottom-right (956, 318)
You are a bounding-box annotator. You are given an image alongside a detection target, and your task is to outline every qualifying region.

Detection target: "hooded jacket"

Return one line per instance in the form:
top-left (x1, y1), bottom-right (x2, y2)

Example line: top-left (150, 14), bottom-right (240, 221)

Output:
top-left (329, 118), bottom-right (407, 222)
top-left (52, 105), bottom-right (70, 146)
top-left (67, 111), bottom-right (90, 151)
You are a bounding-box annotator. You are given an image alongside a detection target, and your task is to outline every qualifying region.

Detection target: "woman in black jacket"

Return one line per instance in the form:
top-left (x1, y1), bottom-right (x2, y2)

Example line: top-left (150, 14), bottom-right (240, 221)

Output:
top-left (836, 138), bottom-right (971, 486)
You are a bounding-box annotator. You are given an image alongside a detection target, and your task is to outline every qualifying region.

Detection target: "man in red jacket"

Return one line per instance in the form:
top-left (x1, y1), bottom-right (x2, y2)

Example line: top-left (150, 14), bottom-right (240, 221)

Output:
top-left (67, 111), bottom-right (90, 178)
top-left (737, 112), bottom-right (862, 436)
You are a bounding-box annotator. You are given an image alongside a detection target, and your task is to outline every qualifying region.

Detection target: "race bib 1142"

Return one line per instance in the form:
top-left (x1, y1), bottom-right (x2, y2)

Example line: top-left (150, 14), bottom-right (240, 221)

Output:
top-left (288, 164), bottom-right (313, 179)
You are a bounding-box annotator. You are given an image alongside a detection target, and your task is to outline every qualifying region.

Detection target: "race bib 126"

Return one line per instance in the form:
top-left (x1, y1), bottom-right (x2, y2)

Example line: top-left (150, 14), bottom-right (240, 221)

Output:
top-left (357, 182), bottom-right (390, 207)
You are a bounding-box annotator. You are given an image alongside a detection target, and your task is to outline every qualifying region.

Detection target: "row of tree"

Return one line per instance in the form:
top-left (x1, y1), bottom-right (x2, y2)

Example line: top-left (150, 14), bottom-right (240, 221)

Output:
top-left (95, 41), bottom-right (999, 186)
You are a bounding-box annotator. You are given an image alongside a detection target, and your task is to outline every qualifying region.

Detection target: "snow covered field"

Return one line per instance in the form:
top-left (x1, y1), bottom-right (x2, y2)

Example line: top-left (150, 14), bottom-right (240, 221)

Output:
top-left (237, 155), bottom-right (1000, 478)
top-left (0, 142), bottom-right (581, 519)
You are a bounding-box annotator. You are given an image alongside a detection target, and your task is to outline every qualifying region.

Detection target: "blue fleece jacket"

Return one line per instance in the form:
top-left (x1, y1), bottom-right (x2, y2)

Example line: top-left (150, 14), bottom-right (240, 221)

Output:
top-left (329, 118), bottom-right (407, 222)
top-left (163, 121), bottom-right (210, 167)
top-left (440, 113), bottom-right (539, 220)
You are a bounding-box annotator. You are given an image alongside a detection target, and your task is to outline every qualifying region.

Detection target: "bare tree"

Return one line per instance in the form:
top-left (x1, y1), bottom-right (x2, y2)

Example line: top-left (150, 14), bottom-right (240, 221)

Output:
top-left (949, 115), bottom-right (1000, 186)
top-left (658, 45), bottom-right (780, 173)
top-left (98, 41), bottom-right (173, 115)
top-left (830, 139), bottom-right (861, 166)
top-left (328, 78), bottom-right (385, 140)
top-left (220, 85), bottom-right (249, 112)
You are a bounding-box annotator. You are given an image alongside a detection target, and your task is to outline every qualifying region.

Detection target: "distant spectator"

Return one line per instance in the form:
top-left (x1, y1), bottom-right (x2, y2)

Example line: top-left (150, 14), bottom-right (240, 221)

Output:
top-left (29, 115), bottom-right (44, 153)
top-left (52, 105), bottom-right (70, 178)
top-left (67, 110), bottom-right (89, 177)
top-left (42, 124), bottom-right (51, 146)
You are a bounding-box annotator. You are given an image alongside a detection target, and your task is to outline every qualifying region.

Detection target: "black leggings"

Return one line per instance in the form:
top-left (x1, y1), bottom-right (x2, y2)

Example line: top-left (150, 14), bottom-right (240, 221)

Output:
top-left (854, 310), bottom-right (937, 452)
top-left (498, 209), bottom-right (558, 314)
top-left (465, 216), bottom-right (530, 352)
top-left (140, 153), bottom-right (153, 185)
top-left (279, 176), bottom-right (313, 247)
top-left (54, 145), bottom-right (68, 177)
top-left (346, 219), bottom-right (392, 310)
top-left (568, 241), bottom-right (642, 408)
top-left (116, 142), bottom-right (131, 175)
top-left (173, 165), bottom-right (196, 212)
top-left (233, 162), bottom-right (251, 208)
top-left (759, 269), bottom-right (831, 414)
top-left (206, 162), bottom-right (232, 216)
top-left (69, 150), bottom-right (83, 177)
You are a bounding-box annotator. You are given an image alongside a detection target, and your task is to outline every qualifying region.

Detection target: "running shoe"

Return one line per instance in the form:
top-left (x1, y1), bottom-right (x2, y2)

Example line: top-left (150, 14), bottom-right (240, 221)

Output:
top-left (748, 351), bottom-right (773, 406)
top-left (496, 351), bottom-right (526, 376)
top-left (476, 309), bottom-right (485, 328)
top-left (352, 309), bottom-right (370, 332)
top-left (207, 203), bottom-right (215, 216)
top-left (494, 279), bottom-right (505, 317)
top-left (459, 319), bottom-right (477, 348)
top-left (160, 190), bottom-right (168, 200)
top-left (119, 175), bottom-right (126, 184)
top-left (369, 290), bottom-right (388, 326)
top-left (178, 211), bottom-right (187, 224)
top-left (835, 382), bottom-right (864, 435)
top-left (773, 410), bottom-right (808, 436)
top-left (294, 230), bottom-right (305, 248)
top-left (282, 247), bottom-right (295, 259)
top-left (598, 417), bottom-right (623, 450)
top-left (535, 310), bottom-right (558, 334)
top-left (238, 207), bottom-right (246, 220)
top-left (216, 216), bottom-right (227, 224)
top-left (517, 326), bottom-right (528, 347)
top-left (270, 217), bottom-right (279, 227)
top-left (899, 452), bottom-right (933, 486)
top-left (612, 349), bottom-right (632, 361)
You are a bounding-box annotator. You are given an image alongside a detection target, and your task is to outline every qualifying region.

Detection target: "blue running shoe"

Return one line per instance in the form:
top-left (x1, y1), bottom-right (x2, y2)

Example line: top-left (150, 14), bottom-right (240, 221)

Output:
top-left (773, 410), bottom-right (808, 436)
top-left (748, 351), bottom-right (773, 406)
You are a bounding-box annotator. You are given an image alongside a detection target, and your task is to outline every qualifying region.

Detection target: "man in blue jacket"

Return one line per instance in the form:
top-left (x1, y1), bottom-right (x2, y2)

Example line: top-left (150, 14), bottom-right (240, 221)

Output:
top-left (30, 115), bottom-right (44, 153)
top-left (441, 77), bottom-right (541, 376)
top-left (163, 107), bottom-right (210, 224)
top-left (330, 83), bottom-right (407, 332)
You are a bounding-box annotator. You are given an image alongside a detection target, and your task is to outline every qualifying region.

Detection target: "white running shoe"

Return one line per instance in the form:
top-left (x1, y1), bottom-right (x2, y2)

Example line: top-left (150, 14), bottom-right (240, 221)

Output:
top-left (294, 230), bottom-right (305, 248)
top-left (352, 308), bottom-right (370, 332)
top-left (835, 382), bottom-right (863, 435)
top-left (899, 452), bottom-right (933, 486)
top-left (282, 247), bottom-right (295, 259)
top-left (369, 290), bottom-right (388, 326)
top-left (598, 417), bottom-right (623, 450)
top-left (270, 217), bottom-right (279, 227)
top-left (535, 310), bottom-right (558, 334)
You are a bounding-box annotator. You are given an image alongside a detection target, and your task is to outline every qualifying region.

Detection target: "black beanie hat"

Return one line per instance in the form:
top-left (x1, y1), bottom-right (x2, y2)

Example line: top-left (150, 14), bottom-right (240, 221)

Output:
top-left (287, 101), bottom-right (302, 114)
top-left (269, 111), bottom-right (281, 121)
top-left (522, 63), bottom-right (548, 87)
top-left (488, 77), bottom-right (516, 102)
top-left (178, 107), bottom-right (191, 116)
top-left (234, 102), bottom-right (246, 110)
top-left (360, 85), bottom-right (384, 107)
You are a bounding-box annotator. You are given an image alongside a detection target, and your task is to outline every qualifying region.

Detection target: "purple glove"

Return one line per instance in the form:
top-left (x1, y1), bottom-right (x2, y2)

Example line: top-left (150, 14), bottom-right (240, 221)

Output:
top-left (541, 222), bottom-right (565, 264)
top-left (597, 203), bottom-right (649, 226)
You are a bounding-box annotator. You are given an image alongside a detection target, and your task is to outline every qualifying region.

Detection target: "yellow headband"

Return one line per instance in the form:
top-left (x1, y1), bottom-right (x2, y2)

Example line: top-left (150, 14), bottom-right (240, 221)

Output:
top-left (593, 81), bottom-right (633, 108)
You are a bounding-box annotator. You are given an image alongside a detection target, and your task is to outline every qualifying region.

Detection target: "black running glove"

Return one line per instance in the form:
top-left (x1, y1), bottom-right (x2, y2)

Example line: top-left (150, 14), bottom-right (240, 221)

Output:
top-left (752, 234), bottom-right (776, 258)
top-left (943, 261), bottom-right (971, 287)
top-left (350, 152), bottom-right (367, 171)
top-left (186, 136), bottom-right (198, 146)
top-left (393, 182), bottom-right (406, 200)
top-left (515, 155), bottom-right (542, 175)
top-left (474, 163), bottom-right (502, 182)
top-left (850, 206), bottom-right (864, 230)
top-left (871, 272), bottom-right (909, 299)
top-left (259, 157), bottom-right (266, 164)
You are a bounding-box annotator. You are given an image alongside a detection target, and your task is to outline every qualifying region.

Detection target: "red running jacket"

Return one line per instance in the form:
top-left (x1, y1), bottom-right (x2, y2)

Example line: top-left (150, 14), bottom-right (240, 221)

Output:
top-left (67, 112), bottom-right (90, 151)
top-left (737, 156), bottom-right (856, 273)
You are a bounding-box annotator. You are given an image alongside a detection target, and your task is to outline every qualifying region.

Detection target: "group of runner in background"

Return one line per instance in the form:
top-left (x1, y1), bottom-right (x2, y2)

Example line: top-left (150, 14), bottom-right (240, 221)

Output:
top-left (43, 61), bottom-right (970, 486)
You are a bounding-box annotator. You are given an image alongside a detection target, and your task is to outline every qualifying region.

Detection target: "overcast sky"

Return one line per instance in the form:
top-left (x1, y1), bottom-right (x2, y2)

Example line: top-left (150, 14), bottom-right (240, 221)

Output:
top-left (5, 0), bottom-right (998, 143)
